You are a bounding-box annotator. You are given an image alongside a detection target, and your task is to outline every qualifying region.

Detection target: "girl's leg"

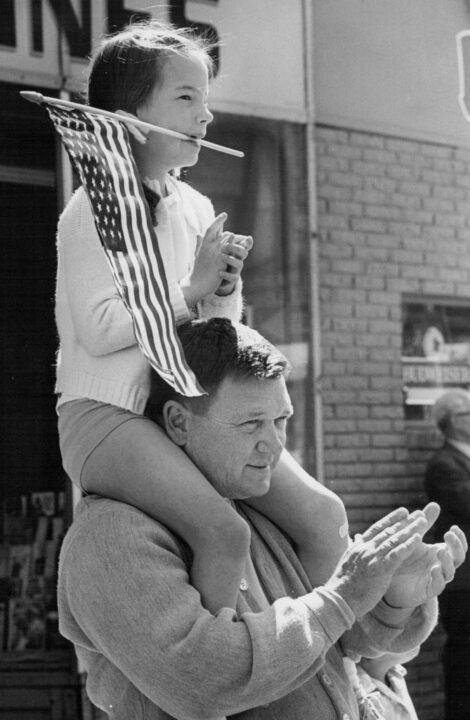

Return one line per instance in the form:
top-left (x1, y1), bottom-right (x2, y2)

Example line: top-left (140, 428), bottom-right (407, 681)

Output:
top-left (247, 449), bottom-right (349, 587)
top-left (81, 417), bottom-right (250, 613)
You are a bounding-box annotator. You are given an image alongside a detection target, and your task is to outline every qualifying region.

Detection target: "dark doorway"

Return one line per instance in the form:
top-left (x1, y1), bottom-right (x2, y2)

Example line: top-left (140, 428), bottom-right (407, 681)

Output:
top-left (0, 181), bottom-right (63, 497)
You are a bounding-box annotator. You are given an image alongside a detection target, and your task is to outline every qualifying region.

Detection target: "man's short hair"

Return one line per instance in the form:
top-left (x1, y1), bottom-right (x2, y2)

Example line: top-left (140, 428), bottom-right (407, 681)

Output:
top-left (433, 389), bottom-right (470, 435)
top-left (146, 318), bottom-right (291, 420)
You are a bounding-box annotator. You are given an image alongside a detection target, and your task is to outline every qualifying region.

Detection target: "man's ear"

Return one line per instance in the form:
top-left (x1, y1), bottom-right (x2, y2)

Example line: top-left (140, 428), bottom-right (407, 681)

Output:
top-left (163, 401), bottom-right (190, 446)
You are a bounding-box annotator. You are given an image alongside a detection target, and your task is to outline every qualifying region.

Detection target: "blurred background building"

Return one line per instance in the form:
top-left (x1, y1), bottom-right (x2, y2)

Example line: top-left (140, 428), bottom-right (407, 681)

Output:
top-left (2, 1), bottom-right (470, 717)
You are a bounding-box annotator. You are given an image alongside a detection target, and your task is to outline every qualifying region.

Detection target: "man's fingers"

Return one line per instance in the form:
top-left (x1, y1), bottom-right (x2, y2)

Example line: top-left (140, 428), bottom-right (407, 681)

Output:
top-left (361, 507), bottom-right (409, 542)
top-left (444, 526), bottom-right (468, 568)
top-left (421, 502), bottom-right (440, 533)
top-left (449, 525), bottom-right (468, 553)
top-left (383, 531), bottom-right (422, 565)
top-left (436, 545), bottom-right (456, 583)
top-left (373, 514), bottom-right (427, 549)
top-left (429, 562), bottom-right (447, 598)
top-left (408, 502), bottom-right (440, 538)
top-left (374, 517), bottom-right (425, 558)
top-left (423, 501), bottom-right (441, 524)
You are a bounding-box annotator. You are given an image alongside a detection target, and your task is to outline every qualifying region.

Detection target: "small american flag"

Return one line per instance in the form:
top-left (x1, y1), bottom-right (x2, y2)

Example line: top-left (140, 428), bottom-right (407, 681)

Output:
top-left (44, 102), bottom-right (204, 397)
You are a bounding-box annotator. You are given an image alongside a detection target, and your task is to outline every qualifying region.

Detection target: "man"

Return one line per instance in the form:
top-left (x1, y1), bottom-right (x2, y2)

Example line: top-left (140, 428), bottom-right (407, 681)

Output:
top-left (425, 389), bottom-right (470, 720)
top-left (58, 319), bottom-right (466, 720)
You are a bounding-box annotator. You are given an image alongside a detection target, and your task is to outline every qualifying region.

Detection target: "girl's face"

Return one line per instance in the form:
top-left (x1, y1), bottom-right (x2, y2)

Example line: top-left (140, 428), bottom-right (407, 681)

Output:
top-left (136, 53), bottom-right (213, 180)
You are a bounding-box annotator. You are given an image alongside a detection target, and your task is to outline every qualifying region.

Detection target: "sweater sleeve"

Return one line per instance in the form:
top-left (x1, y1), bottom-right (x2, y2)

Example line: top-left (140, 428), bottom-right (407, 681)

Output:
top-left (340, 597), bottom-right (438, 662)
top-left (58, 189), bottom-right (137, 356)
top-left (59, 503), bottom-right (355, 720)
top-left (198, 279), bottom-right (244, 323)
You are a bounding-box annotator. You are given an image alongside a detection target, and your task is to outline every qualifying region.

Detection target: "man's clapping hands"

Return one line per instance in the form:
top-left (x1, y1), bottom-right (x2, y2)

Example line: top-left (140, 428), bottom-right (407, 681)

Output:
top-left (384, 502), bottom-right (467, 609)
top-left (326, 503), bottom-right (467, 618)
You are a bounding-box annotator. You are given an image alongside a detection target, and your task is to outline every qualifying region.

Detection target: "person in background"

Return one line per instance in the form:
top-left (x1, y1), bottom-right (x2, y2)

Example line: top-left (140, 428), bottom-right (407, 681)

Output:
top-left (424, 388), bottom-right (470, 720)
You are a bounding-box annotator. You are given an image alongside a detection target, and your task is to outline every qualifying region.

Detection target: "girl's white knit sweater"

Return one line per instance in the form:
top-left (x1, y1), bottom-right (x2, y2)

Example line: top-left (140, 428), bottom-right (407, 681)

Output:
top-left (55, 177), bottom-right (243, 415)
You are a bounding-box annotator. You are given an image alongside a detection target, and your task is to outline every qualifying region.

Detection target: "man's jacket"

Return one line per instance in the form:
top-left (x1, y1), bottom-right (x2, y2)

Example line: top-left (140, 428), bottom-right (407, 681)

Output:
top-left (425, 441), bottom-right (470, 592)
top-left (58, 496), bottom-right (437, 720)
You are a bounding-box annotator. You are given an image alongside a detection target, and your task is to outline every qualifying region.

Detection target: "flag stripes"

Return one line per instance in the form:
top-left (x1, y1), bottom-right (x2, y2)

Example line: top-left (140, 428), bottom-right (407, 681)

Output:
top-left (44, 102), bottom-right (203, 397)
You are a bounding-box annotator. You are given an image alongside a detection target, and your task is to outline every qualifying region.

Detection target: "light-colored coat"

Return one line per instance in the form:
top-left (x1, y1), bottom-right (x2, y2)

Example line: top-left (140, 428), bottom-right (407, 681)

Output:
top-left (58, 498), bottom-right (437, 720)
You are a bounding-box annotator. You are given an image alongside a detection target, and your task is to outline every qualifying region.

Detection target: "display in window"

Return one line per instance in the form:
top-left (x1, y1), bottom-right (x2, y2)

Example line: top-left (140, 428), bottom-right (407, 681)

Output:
top-left (0, 492), bottom-right (67, 652)
top-left (402, 300), bottom-right (470, 417)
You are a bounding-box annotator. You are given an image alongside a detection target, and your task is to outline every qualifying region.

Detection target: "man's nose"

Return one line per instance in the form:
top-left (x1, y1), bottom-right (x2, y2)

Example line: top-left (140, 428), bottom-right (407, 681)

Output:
top-left (256, 425), bottom-right (285, 456)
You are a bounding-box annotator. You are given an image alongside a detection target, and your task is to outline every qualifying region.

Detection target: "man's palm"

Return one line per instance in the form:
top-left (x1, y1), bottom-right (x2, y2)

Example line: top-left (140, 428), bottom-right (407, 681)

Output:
top-left (385, 541), bottom-right (448, 607)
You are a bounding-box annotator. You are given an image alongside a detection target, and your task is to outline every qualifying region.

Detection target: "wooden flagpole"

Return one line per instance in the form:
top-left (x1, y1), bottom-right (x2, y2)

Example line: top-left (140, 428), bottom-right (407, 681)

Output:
top-left (20, 91), bottom-right (244, 159)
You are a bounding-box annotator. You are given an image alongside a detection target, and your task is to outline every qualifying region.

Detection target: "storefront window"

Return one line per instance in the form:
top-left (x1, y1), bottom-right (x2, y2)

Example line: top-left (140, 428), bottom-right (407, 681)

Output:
top-left (0, 0), bottom-right (16, 47)
top-left (402, 298), bottom-right (470, 421)
top-left (187, 113), bottom-right (312, 466)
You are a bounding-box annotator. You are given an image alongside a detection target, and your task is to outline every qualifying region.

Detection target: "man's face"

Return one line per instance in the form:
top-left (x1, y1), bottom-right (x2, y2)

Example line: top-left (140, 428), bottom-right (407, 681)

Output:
top-left (182, 375), bottom-right (293, 499)
top-left (451, 400), bottom-right (470, 442)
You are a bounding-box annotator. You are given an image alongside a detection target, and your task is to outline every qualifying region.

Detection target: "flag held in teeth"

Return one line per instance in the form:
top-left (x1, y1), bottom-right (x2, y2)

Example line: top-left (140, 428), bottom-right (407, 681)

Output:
top-left (44, 101), bottom-right (204, 397)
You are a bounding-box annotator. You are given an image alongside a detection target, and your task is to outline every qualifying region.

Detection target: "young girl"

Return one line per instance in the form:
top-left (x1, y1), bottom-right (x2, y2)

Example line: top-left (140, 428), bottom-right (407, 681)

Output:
top-left (56, 19), bottom-right (348, 614)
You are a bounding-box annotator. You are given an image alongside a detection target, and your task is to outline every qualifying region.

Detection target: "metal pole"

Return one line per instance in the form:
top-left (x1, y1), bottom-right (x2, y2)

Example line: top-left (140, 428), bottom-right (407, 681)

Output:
top-left (302, 0), bottom-right (324, 484)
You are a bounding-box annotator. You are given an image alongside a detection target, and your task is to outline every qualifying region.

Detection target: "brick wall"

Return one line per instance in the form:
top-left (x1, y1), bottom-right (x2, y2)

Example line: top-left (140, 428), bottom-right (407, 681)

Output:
top-left (315, 124), bottom-right (470, 719)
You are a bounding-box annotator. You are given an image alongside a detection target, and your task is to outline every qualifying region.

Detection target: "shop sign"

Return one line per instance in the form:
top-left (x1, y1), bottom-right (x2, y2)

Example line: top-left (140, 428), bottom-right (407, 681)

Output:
top-left (403, 362), bottom-right (470, 386)
top-left (0, 0), bottom-right (305, 122)
top-left (402, 301), bottom-right (470, 410)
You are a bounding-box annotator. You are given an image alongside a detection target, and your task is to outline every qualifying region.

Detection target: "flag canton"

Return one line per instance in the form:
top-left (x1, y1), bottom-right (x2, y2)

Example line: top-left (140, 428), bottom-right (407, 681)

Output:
top-left (48, 106), bottom-right (125, 252)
